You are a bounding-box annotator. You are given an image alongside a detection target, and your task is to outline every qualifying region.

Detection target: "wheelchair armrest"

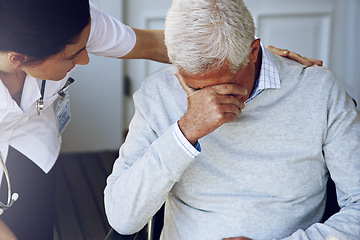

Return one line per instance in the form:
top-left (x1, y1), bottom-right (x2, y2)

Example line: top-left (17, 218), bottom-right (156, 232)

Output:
top-left (105, 205), bottom-right (164, 240)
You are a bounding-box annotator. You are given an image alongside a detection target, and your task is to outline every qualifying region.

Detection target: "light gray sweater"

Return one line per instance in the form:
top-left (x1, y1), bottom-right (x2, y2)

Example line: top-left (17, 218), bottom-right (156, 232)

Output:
top-left (105, 53), bottom-right (360, 240)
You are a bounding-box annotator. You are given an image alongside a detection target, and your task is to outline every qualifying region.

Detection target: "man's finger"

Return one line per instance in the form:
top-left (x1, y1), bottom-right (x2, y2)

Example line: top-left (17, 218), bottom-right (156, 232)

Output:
top-left (266, 45), bottom-right (290, 57)
top-left (210, 84), bottom-right (248, 97)
top-left (216, 95), bottom-right (245, 109)
top-left (287, 52), bottom-right (313, 66)
top-left (304, 57), bottom-right (323, 66)
top-left (220, 104), bottom-right (243, 116)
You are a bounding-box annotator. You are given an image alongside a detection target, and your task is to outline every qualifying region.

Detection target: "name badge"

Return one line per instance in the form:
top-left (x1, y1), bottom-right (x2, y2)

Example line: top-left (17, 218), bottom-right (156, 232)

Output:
top-left (54, 90), bottom-right (71, 136)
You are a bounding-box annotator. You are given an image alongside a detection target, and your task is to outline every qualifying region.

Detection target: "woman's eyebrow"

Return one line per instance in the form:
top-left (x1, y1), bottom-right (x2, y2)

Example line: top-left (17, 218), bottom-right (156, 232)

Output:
top-left (67, 46), bottom-right (86, 59)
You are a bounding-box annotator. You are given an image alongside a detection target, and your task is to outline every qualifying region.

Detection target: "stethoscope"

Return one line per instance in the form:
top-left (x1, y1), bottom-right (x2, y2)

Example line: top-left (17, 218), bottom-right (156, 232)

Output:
top-left (0, 152), bottom-right (19, 215)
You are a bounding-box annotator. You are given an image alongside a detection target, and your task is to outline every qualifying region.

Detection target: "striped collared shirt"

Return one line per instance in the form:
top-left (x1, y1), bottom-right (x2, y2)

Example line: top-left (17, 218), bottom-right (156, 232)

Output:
top-left (246, 45), bottom-right (281, 102)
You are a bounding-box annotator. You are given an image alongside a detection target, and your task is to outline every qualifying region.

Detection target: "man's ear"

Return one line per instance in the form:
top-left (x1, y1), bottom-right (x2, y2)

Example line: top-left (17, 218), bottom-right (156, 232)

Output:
top-left (8, 52), bottom-right (28, 68)
top-left (250, 39), bottom-right (261, 63)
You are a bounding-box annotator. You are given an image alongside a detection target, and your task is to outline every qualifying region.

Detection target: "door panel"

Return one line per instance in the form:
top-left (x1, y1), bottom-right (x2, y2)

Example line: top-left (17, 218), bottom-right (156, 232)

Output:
top-left (257, 14), bottom-right (332, 64)
top-left (244, 0), bottom-right (334, 68)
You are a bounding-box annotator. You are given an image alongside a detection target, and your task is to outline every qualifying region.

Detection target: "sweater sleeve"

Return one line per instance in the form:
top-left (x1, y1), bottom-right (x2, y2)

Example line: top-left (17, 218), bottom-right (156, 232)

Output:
top-left (281, 76), bottom-right (360, 239)
top-left (104, 70), bottom-right (194, 234)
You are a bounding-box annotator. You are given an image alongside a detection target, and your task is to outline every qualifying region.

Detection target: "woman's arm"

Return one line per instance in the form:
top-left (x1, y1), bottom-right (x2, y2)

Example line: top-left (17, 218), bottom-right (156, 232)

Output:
top-left (121, 28), bottom-right (169, 63)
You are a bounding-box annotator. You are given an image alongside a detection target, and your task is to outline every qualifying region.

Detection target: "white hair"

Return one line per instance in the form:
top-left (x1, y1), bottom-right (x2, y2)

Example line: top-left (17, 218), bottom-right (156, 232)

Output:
top-left (165, 0), bottom-right (255, 76)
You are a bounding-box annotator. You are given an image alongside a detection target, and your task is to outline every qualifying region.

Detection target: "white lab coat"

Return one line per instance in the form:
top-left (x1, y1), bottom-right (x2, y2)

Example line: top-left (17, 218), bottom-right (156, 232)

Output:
top-left (0, 4), bottom-right (136, 184)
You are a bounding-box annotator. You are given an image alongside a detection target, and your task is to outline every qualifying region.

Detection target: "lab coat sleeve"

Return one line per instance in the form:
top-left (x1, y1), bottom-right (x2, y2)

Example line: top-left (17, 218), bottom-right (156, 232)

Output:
top-left (281, 78), bottom-right (360, 239)
top-left (0, 93), bottom-right (24, 186)
top-left (86, 4), bottom-right (136, 58)
top-left (0, 138), bottom-right (9, 188)
top-left (104, 68), bottom-right (194, 235)
top-left (0, 108), bottom-right (26, 187)
top-left (0, 83), bottom-right (25, 135)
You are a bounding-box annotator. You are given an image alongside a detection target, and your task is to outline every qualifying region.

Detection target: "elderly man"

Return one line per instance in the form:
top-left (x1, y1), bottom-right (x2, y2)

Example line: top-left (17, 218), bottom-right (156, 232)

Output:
top-left (104, 0), bottom-right (360, 239)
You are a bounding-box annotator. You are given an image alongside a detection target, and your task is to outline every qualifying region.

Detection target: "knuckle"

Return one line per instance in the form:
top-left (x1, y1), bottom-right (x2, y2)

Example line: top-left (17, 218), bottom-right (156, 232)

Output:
top-left (215, 113), bottom-right (225, 124)
top-left (206, 94), bottom-right (217, 104)
top-left (212, 103), bottom-right (222, 113)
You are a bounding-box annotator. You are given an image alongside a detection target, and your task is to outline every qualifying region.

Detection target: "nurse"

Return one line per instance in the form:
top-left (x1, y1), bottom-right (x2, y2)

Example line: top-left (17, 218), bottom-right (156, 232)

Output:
top-left (0, 0), bottom-right (321, 239)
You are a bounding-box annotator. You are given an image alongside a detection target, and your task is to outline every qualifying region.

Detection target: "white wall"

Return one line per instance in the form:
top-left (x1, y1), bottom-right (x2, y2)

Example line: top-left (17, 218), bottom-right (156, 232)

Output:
top-left (330, 0), bottom-right (360, 106)
top-left (346, 0), bottom-right (360, 105)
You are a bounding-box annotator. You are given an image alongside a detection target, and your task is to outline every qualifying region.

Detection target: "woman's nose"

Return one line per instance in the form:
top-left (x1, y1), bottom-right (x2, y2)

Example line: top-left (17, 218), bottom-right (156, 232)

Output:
top-left (74, 49), bottom-right (90, 65)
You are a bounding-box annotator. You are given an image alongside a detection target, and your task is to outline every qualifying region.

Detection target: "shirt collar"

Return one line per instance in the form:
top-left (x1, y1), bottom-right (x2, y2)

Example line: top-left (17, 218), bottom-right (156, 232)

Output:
top-left (247, 43), bottom-right (281, 102)
top-left (21, 73), bottom-right (71, 113)
top-left (20, 75), bottom-right (42, 111)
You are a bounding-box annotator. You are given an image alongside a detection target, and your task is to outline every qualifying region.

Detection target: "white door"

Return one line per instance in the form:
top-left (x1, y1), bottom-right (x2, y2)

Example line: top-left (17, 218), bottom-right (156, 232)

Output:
top-left (124, 0), bottom-right (359, 130)
top-left (61, 0), bottom-right (125, 152)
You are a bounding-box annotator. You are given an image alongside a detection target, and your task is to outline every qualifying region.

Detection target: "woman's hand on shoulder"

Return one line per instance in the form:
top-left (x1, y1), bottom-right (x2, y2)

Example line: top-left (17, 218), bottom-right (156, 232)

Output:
top-left (266, 45), bottom-right (323, 67)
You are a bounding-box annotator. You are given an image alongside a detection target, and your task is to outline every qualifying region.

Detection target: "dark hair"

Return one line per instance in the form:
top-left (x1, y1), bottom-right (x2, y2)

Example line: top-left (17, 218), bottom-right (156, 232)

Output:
top-left (0, 0), bottom-right (90, 63)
